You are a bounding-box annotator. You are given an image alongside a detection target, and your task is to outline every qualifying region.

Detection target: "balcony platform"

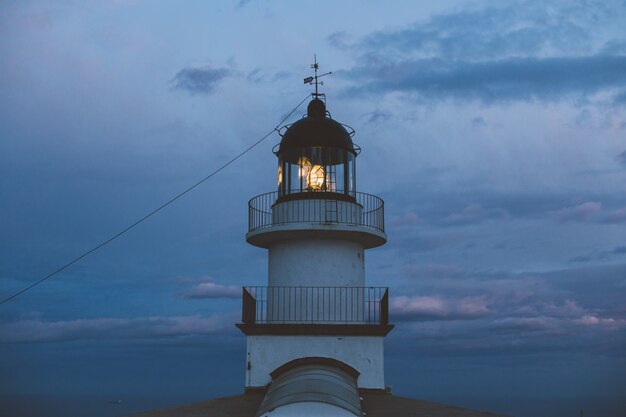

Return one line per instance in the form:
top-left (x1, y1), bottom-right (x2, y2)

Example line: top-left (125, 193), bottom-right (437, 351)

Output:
top-left (239, 285), bottom-right (390, 320)
top-left (236, 323), bottom-right (394, 336)
top-left (237, 286), bottom-right (393, 336)
top-left (246, 222), bottom-right (387, 249)
top-left (247, 191), bottom-right (387, 249)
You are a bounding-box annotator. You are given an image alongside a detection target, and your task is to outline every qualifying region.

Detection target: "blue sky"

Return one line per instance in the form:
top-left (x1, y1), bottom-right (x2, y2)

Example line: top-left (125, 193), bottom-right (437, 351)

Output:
top-left (1, 1), bottom-right (625, 417)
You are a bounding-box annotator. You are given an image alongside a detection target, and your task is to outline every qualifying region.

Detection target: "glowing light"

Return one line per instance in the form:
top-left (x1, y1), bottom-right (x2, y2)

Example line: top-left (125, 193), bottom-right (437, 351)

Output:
top-left (307, 165), bottom-right (325, 190)
top-left (298, 157), bottom-right (310, 179)
top-left (326, 172), bottom-right (336, 192)
top-left (277, 165), bottom-right (283, 185)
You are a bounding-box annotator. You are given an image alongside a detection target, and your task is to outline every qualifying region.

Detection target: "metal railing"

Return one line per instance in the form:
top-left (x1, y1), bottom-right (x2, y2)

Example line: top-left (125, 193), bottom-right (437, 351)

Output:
top-left (248, 191), bottom-right (384, 233)
top-left (241, 286), bottom-right (389, 325)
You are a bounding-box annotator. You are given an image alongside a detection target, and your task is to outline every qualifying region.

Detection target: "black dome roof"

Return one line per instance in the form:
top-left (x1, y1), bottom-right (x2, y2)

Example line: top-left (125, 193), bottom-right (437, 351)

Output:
top-left (277, 99), bottom-right (355, 154)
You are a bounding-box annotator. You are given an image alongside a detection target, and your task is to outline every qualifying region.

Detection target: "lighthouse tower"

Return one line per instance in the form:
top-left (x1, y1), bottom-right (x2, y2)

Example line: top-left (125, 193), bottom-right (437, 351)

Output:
top-left (237, 63), bottom-right (393, 417)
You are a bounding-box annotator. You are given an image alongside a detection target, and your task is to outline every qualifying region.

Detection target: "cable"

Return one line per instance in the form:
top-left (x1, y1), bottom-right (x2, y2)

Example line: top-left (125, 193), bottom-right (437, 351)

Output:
top-left (0, 94), bottom-right (311, 305)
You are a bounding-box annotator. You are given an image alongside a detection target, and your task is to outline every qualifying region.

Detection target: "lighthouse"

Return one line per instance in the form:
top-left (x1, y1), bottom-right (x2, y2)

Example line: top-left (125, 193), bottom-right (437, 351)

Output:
top-left (237, 62), bottom-right (393, 417)
top-left (124, 64), bottom-right (509, 417)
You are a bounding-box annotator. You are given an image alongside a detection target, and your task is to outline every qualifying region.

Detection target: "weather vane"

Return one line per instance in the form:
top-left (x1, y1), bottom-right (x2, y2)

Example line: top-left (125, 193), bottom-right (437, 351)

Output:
top-left (303, 54), bottom-right (332, 99)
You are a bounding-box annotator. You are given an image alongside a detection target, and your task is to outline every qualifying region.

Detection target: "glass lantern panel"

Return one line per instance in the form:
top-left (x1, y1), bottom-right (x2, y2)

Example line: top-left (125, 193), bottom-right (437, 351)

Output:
top-left (278, 147), bottom-right (356, 197)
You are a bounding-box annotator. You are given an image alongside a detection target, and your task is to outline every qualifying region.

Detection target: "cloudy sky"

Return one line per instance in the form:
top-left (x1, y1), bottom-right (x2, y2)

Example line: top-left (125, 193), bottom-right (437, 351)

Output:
top-left (1, 1), bottom-right (625, 416)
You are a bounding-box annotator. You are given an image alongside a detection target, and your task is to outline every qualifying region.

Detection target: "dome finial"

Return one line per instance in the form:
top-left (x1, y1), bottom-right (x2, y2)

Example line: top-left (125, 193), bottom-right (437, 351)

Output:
top-left (307, 98), bottom-right (326, 118)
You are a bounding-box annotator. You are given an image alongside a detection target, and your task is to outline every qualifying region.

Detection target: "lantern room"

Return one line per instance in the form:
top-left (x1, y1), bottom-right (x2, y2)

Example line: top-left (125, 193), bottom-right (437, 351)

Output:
top-left (275, 98), bottom-right (359, 201)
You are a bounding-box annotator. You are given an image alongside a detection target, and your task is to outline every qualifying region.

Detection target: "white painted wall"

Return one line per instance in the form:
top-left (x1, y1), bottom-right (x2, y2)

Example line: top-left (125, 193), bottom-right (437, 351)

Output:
top-left (268, 239), bottom-right (365, 287)
top-left (259, 402), bottom-right (356, 417)
top-left (246, 335), bottom-right (385, 389)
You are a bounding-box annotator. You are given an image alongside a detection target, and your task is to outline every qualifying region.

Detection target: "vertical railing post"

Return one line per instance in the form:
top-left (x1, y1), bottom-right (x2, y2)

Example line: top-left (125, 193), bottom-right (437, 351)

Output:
top-left (381, 288), bottom-right (389, 325)
top-left (242, 287), bottom-right (256, 324)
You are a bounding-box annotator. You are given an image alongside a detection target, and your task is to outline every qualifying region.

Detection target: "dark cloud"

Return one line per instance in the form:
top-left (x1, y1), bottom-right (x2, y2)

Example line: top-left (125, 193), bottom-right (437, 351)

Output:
top-left (236, 0), bottom-right (252, 9)
top-left (334, 1), bottom-right (626, 104)
top-left (246, 68), bottom-right (264, 83)
top-left (342, 55), bottom-right (626, 103)
top-left (272, 71), bottom-right (293, 81)
top-left (0, 313), bottom-right (237, 343)
top-left (570, 253), bottom-right (607, 263)
top-left (570, 245), bottom-right (626, 263)
top-left (172, 65), bottom-right (235, 95)
top-left (386, 186), bottom-right (577, 232)
top-left (601, 39), bottom-right (626, 55)
top-left (357, 1), bottom-right (607, 61)
top-left (471, 116), bottom-right (486, 127)
top-left (362, 109), bottom-right (391, 124)
top-left (327, 31), bottom-right (351, 50)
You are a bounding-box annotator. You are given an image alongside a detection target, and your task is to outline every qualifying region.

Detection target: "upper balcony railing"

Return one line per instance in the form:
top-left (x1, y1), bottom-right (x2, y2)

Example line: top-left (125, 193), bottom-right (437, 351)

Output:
top-left (248, 191), bottom-right (384, 233)
top-left (242, 286), bottom-right (389, 325)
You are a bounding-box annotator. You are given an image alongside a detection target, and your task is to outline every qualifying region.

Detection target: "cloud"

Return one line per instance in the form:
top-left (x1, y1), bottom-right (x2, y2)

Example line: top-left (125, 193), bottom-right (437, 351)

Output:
top-left (246, 68), bottom-right (264, 83)
top-left (0, 313), bottom-right (236, 343)
top-left (491, 316), bottom-right (558, 332)
top-left (551, 201), bottom-right (601, 222)
top-left (392, 287), bottom-right (626, 355)
top-left (182, 280), bottom-right (241, 299)
top-left (327, 31), bottom-right (351, 50)
top-left (570, 245), bottom-right (626, 263)
top-left (612, 90), bottom-right (626, 106)
top-left (391, 295), bottom-right (490, 320)
top-left (335, 1), bottom-right (626, 104)
top-left (236, 0), bottom-right (252, 9)
top-left (390, 263), bottom-right (626, 353)
top-left (540, 299), bottom-right (585, 318)
top-left (343, 55), bottom-right (626, 103)
top-left (272, 71), bottom-right (293, 81)
top-left (605, 207), bottom-right (626, 223)
top-left (575, 314), bottom-right (621, 326)
top-left (390, 210), bottom-right (422, 227)
top-left (172, 65), bottom-right (235, 94)
top-left (391, 295), bottom-right (447, 318)
top-left (617, 150), bottom-right (626, 167)
top-left (362, 109), bottom-right (391, 124)
top-left (443, 204), bottom-right (509, 226)
top-left (471, 116), bottom-right (486, 127)
top-left (356, 1), bottom-right (610, 60)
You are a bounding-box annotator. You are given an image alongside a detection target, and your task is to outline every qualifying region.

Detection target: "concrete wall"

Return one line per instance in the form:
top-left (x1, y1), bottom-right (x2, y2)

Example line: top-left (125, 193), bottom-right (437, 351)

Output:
top-left (246, 335), bottom-right (385, 389)
top-left (268, 239), bottom-right (365, 287)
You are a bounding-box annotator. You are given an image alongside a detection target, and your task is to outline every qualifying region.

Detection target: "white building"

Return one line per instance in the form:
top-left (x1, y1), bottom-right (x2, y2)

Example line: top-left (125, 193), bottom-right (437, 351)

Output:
top-left (237, 89), bottom-right (393, 416)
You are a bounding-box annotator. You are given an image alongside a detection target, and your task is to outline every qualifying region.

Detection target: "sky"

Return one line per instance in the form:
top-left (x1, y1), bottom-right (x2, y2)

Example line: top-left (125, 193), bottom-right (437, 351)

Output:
top-left (1, 1), bottom-right (625, 416)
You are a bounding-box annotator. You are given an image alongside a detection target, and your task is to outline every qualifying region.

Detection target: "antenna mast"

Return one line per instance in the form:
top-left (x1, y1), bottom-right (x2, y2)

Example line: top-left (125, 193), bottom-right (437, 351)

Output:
top-left (303, 54), bottom-right (332, 100)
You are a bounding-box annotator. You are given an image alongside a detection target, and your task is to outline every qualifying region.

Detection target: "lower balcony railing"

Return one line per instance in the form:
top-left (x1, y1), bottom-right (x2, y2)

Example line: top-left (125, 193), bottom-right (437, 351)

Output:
top-left (241, 286), bottom-right (389, 325)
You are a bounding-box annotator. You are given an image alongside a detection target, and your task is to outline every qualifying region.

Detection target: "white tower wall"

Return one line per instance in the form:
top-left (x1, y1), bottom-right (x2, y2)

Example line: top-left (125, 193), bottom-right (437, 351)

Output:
top-left (246, 335), bottom-right (385, 389)
top-left (268, 239), bottom-right (364, 287)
